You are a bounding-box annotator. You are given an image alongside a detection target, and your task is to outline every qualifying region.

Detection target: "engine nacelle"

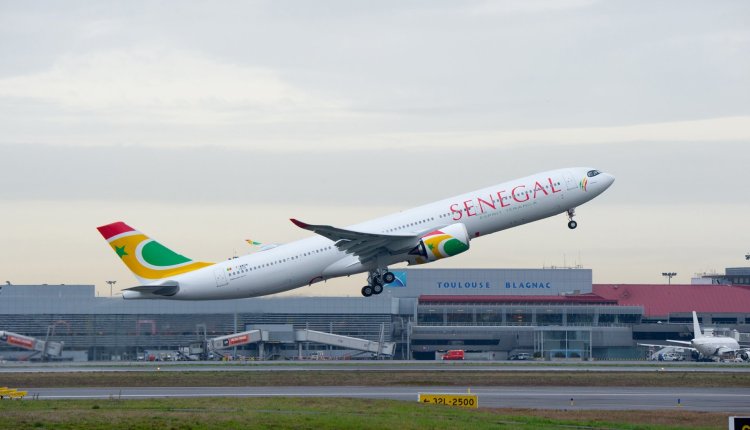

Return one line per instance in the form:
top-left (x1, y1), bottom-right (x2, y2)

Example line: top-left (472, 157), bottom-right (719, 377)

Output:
top-left (409, 223), bottom-right (470, 264)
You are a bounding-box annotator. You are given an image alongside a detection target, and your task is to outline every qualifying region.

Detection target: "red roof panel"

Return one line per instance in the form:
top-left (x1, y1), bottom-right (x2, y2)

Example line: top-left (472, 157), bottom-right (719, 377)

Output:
top-left (593, 284), bottom-right (750, 317)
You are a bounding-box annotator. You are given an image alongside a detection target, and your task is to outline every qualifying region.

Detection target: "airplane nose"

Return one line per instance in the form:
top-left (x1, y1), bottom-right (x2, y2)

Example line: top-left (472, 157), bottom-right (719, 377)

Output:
top-left (601, 173), bottom-right (615, 188)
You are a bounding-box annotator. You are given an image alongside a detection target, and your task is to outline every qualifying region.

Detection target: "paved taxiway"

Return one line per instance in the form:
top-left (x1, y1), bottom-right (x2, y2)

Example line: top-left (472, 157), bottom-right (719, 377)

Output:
top-left (26, 386), bottom-right (750, 413)
top-left (3, 360), bottom-right (749, 373)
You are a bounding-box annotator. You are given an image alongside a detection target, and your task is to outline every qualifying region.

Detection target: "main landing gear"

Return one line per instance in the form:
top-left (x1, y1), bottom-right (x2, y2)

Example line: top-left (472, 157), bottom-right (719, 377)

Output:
top-left (361, 268), bottom-right (396, 297)
top-left (567, 208), bottom-right (578, 230)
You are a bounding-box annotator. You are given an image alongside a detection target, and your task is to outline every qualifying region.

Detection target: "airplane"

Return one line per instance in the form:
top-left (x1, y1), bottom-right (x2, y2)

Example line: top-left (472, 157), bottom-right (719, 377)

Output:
top-left (97, 167), bottom-right (615, 300)
top-left (639, 311), bottom-right (749, 362)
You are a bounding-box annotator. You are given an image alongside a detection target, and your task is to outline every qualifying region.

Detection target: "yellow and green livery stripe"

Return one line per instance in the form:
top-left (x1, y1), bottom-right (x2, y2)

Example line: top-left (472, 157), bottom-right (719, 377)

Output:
top-left (97, 222), bottom-right (213, 281)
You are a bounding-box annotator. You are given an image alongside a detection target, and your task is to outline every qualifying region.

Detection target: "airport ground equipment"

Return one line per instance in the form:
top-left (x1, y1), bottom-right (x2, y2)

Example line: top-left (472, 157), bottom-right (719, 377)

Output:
top-left (177, 343), bottom-right (206, 361)
top-left (0, 330), bottom-right (63, 360)
top-left (0, 387), bottom-right (27, 400)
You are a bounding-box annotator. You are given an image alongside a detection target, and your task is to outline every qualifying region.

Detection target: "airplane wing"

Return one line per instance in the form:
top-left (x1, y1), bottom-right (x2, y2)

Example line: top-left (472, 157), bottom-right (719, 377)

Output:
top-left (666, 339), bottom-right (693, 346)
top-left (638, 343), bottom-right (693, 352)
top-left (290, 218), bottom-right (428, 262)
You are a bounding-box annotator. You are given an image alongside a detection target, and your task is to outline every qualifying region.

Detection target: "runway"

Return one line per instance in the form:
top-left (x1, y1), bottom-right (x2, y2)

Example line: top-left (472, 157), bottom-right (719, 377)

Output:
top-left (26, 385), bottom-right (750, 413)
top-left (5, 361), bottom-right (749, 413)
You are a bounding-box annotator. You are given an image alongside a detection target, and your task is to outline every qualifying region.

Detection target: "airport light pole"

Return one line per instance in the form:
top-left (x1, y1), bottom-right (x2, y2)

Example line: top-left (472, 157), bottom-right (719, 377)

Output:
top-left (106, 280), bottom-right (117, 297)
top-left (661, 272), bottom-right (677, 285)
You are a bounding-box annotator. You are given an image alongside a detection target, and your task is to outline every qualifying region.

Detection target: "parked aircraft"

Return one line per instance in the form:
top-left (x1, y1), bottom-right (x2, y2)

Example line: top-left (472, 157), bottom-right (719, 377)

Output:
top-left (640, 311), bottom-right (749, 362)
top-left (98, 167), bottom-right (614, 300)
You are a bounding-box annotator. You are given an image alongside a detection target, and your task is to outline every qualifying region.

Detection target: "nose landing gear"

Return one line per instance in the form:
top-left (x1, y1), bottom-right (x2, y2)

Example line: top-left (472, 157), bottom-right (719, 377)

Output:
top-left (567, 208), bottom-right (577, 229)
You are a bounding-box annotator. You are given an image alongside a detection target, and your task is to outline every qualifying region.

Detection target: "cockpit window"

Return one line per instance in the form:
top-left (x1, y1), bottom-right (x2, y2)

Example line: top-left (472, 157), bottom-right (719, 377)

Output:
top-left (587, 170), bottom-right (601, 177)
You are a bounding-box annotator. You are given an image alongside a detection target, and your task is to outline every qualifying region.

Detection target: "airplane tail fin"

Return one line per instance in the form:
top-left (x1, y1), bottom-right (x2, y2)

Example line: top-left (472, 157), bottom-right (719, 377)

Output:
top-left (97, 221), bottom-right (213, 284)
top-left (692, 311), bottom-right (704, 339)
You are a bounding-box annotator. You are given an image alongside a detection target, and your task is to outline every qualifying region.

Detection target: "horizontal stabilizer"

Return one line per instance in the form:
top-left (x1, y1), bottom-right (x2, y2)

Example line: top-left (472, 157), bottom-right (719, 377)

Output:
top-left (123, 281), bottom-right (179, 297)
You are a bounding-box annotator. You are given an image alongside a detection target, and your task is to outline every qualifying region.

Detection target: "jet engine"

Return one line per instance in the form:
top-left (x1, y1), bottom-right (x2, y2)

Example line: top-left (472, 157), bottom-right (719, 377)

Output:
top-left (409, 223), bottom-right (470, 264)
top-left (739, 350), bottom-right (750, 362)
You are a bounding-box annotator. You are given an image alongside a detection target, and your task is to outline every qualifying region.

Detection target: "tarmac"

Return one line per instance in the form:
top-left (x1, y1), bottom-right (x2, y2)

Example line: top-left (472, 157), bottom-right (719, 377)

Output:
top-left (3, 360), bottom-right (749, 412)
top-left (3, 359), bottom-right (750, 373)
top-left (20, 385), bottom-right (750, 413)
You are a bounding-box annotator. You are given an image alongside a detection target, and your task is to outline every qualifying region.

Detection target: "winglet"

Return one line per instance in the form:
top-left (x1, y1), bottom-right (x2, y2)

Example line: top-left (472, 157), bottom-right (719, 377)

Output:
top-left (290, 218), bottom-right (311, 229)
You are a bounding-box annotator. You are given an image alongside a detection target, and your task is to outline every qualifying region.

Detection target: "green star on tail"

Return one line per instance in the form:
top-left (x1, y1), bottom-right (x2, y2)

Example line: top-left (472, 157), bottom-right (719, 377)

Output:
top-left (115, 245), bottom-right (128, 258)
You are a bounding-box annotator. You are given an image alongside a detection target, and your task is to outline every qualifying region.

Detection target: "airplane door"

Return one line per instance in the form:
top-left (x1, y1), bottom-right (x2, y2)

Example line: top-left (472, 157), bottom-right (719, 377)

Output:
top-left (214, 268), bottom-right (228, 287)
top-left (563, 171), bottom-right (578, 191)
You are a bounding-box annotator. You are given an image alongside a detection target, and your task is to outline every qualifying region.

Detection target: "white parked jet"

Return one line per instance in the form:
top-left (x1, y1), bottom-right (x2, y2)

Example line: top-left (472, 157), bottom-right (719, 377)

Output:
top-left (640, 311), bottom-right (748, 361)
top-left (670, 312), bottom-right (748, 361)
top-left (98, 167), bottom-right (614, 300)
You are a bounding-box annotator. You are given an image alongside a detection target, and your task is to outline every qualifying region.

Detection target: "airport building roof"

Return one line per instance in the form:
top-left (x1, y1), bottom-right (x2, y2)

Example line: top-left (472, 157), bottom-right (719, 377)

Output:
top-left (593, 284), bottom-right (750, 317)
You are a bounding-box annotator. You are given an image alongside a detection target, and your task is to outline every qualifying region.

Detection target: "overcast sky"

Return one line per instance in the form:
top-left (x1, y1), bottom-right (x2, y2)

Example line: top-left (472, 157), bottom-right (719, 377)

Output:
top-left (1, 1), bottom-right (748, 297)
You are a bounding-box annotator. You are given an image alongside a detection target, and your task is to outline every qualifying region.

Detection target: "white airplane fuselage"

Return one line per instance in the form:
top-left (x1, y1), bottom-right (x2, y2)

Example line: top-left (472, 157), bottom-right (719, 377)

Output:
top-left (122, 167), bottom-right (614, 299)
top-left (692, 336), bottom-right (741, 358)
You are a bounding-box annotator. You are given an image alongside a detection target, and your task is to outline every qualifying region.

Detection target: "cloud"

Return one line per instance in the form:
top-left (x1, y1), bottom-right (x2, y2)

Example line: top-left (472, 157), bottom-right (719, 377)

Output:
top-left (468, 0), bottom-right (598, 16)
top-left (319, 116), bottom-right (750, 152)
top-left (0, 48), bottom-right (345, 125)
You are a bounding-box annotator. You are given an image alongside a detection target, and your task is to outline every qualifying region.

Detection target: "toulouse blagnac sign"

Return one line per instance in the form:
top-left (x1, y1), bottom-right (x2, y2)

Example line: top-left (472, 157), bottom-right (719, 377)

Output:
top-left (435, 281), bottom-right (552, 290)
top-left (386, 269), bottom-right (591, 297)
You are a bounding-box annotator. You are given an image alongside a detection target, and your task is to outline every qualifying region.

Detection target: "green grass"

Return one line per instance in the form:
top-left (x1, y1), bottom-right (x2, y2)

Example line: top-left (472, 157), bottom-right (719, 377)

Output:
top-left (0, 397), bottom-right (727, 430)
top-left (3, 370), bottom-right (750, 388)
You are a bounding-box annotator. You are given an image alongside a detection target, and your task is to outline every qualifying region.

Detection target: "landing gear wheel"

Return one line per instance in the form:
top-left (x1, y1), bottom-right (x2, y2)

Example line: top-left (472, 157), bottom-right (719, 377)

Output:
top-left (361, 286), bottom-right (373, 297)
top-left (372, 284), bottom-right (384, 295)
top-left (382, 272), bottom-right (396, 284)
top-left (566, 208), bottom-right (577, 230)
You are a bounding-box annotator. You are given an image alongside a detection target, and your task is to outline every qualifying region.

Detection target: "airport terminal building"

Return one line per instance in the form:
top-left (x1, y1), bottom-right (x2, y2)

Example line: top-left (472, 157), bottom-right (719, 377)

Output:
top-left (2, 267), bottom-right (749, 361)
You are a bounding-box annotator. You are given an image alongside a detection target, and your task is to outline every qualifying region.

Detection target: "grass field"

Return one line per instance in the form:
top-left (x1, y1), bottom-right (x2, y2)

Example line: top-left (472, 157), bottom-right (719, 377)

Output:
top-left (0, 397), bottom-right (729, 430)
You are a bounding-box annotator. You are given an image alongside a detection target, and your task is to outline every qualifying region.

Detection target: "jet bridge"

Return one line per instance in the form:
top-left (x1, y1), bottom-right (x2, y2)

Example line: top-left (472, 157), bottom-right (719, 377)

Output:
top-left (205, 327), bottom-right (395, 359)
top-left (207, 330), bottom-right (263, 351)
top-left (0, 330), bottom-right (64, 359)
top-left (295, 329), bottom-right (395, 356)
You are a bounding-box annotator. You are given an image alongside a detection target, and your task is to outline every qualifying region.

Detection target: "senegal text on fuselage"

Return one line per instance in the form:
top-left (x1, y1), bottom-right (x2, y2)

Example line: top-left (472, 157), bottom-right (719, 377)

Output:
top-left (450, 177), bottom-right (561, 221)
